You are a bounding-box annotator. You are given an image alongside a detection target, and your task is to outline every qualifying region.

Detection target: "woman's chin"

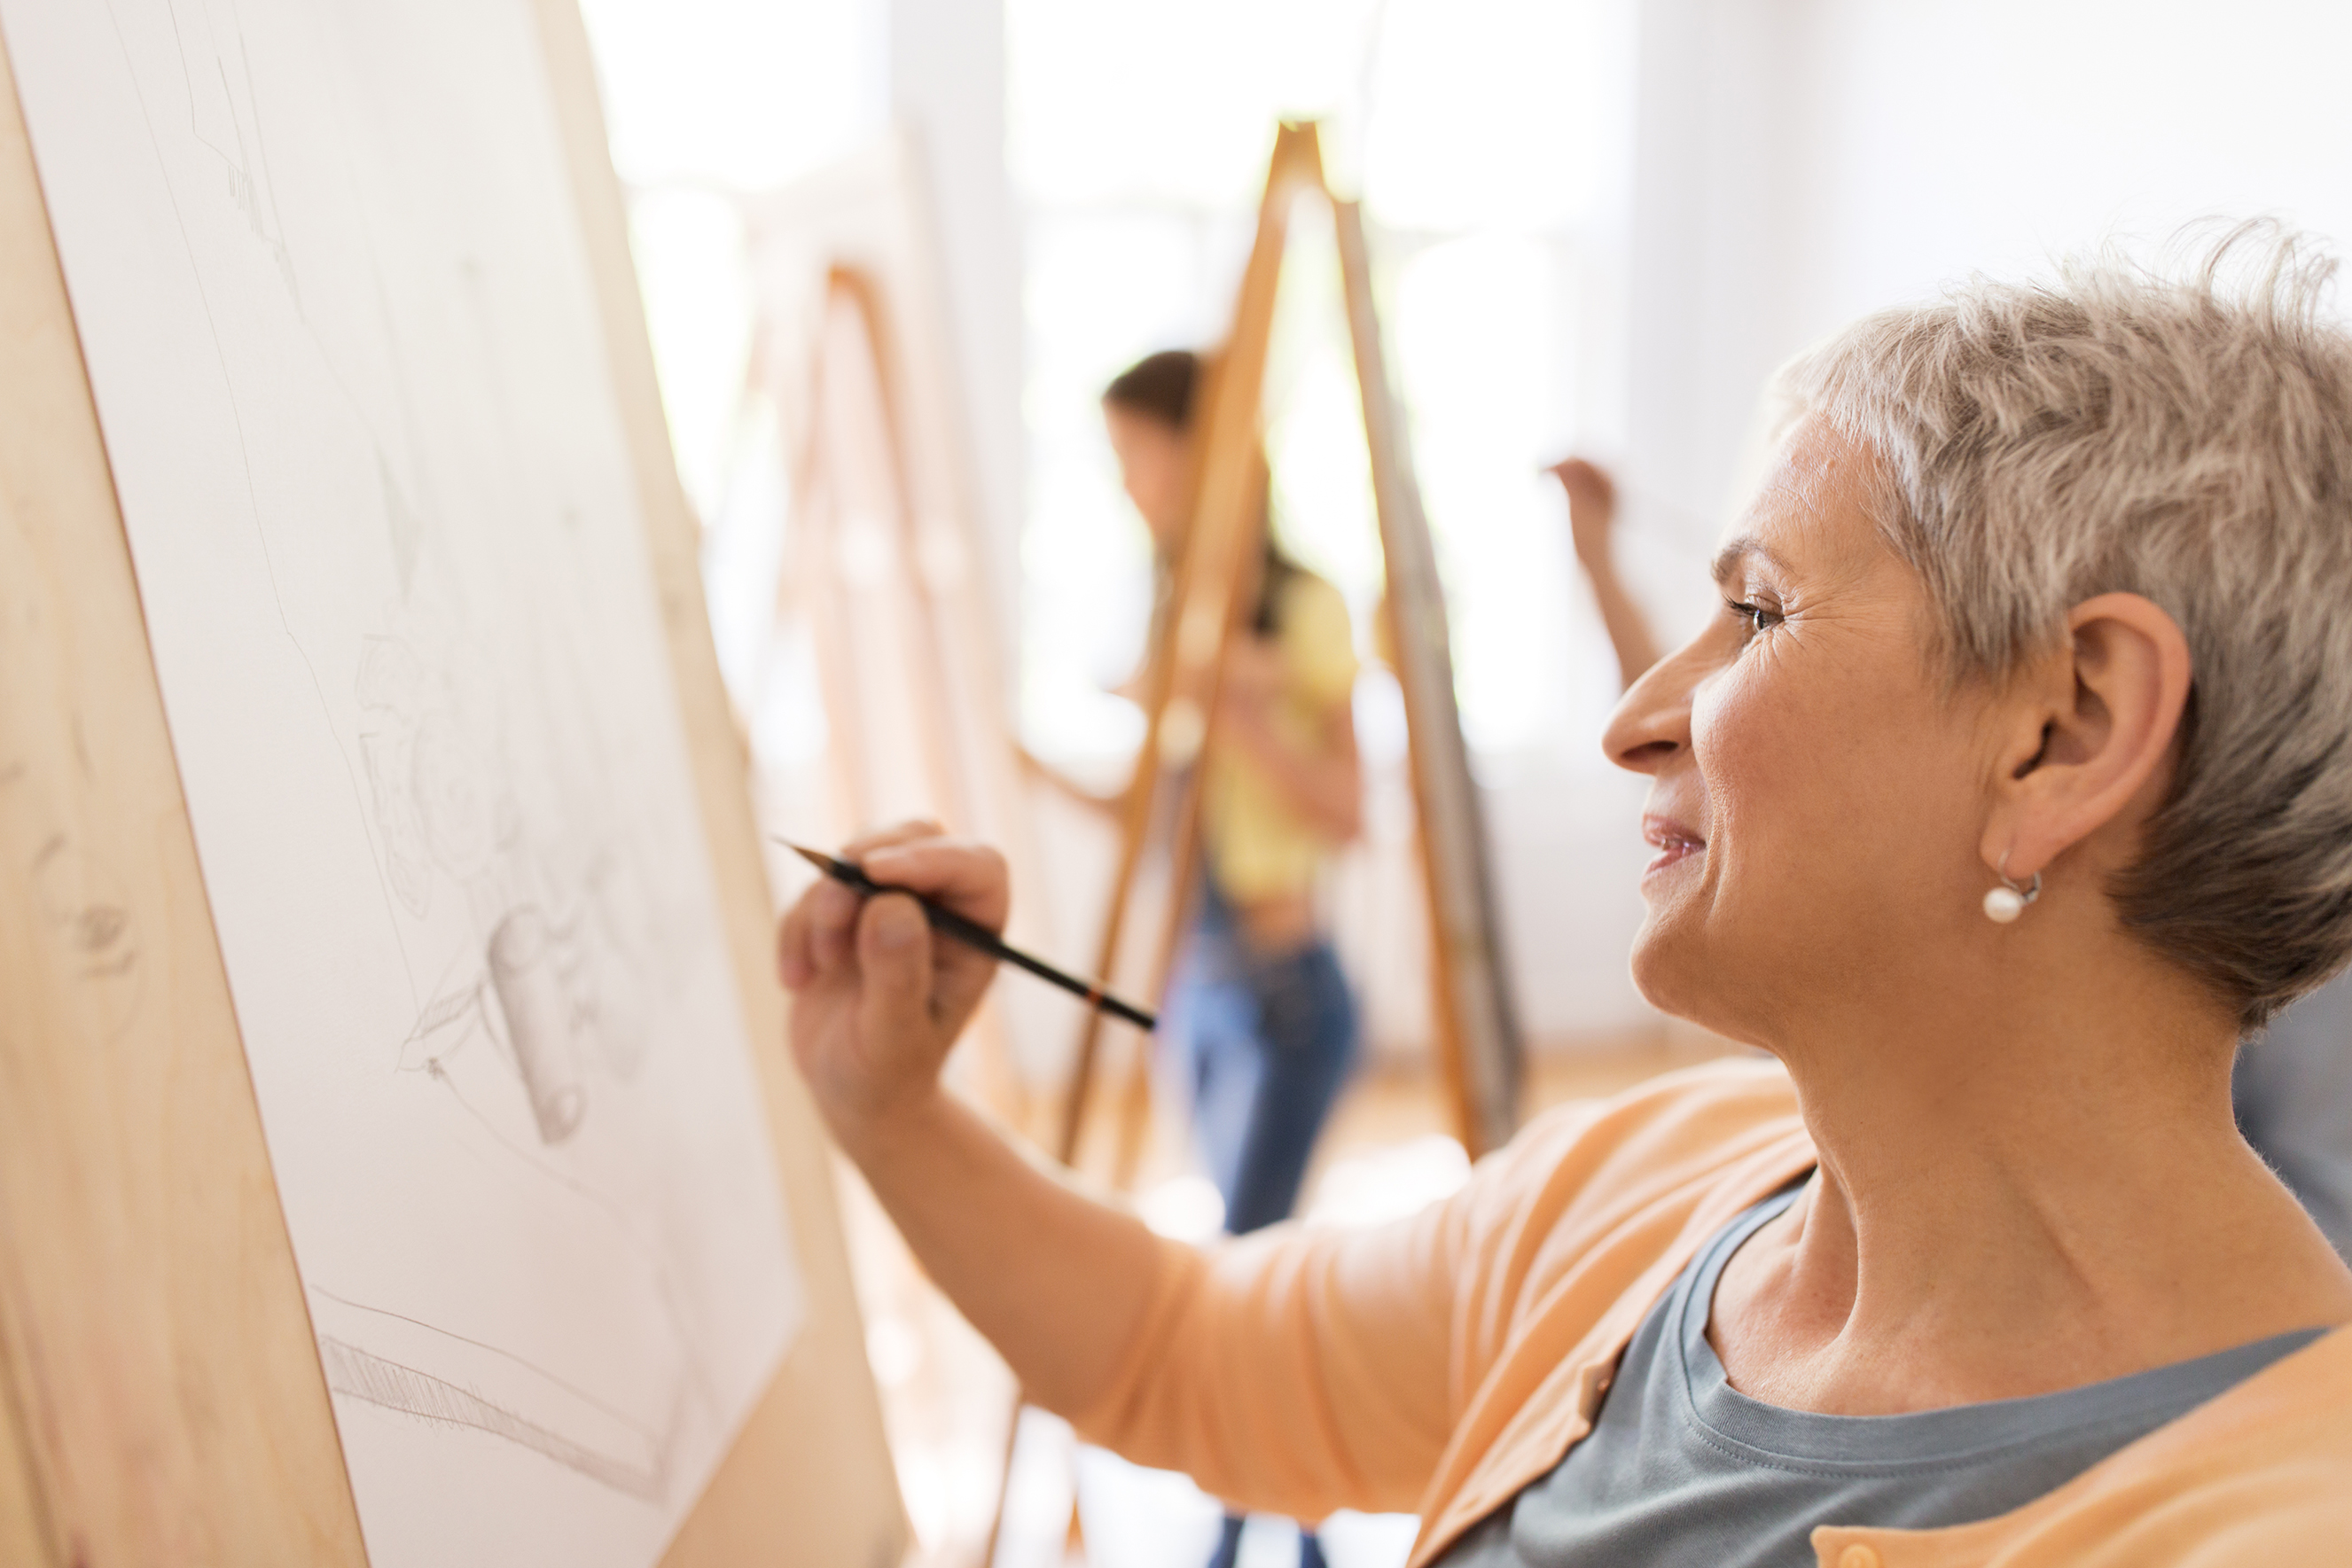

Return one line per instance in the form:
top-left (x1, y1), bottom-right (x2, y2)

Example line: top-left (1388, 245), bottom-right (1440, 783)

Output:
top-left (1628, 905), bottom-right (1712, 1020)
top-left (1626, 917), bottom-right (1675, 997)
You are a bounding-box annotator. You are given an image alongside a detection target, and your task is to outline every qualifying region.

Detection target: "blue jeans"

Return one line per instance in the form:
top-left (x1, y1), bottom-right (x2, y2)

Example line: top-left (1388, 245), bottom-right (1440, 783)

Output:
top-left (1165, 883), bottom-right (1357, 1568)
top-left (1164, 884), bottom-right (1361, 1236)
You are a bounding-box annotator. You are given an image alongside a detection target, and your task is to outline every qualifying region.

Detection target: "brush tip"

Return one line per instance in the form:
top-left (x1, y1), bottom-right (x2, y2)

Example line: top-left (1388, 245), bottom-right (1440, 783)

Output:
top-left (771, 838), bottom-right (839, 873)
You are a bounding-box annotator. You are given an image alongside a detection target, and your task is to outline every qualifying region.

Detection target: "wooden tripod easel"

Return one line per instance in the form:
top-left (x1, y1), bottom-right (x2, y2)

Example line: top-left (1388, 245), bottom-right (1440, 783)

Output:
top-left (1058, 121), bottom-right (1524, 1182)
top-left (988, 118), bottom-right (1526, 1566)
top-left (745, 131), bottom-right (1067, 1136)
top-left (770, 265), bottom-right (1043, 1123)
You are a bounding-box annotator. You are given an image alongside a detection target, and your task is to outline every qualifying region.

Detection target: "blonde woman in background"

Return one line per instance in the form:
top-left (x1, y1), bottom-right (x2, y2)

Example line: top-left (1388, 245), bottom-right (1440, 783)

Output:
top-left (1100, 350), bottom-right (1363, 1568)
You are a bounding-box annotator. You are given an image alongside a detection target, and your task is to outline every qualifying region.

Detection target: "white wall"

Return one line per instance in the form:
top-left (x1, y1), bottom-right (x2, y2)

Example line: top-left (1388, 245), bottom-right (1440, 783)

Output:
top-left (1626, 0), bottom-right (2352, 533)
top-left (1778, 0), bottom-right (2352, 341)
top-left (1526, 0), bottom-right (2352, 1045)
top-left (890, 0), bottom-right (1026, 659)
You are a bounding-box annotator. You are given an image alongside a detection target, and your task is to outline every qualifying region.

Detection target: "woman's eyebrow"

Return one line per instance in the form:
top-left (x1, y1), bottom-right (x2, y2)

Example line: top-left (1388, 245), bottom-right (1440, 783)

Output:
top-left (1710, 534), bottom-right (1789, 585)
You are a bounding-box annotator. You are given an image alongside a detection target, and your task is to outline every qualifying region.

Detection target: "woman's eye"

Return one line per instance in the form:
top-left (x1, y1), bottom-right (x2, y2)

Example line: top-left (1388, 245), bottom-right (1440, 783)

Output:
top-left (1724, 598), bottom-right (1784, 636)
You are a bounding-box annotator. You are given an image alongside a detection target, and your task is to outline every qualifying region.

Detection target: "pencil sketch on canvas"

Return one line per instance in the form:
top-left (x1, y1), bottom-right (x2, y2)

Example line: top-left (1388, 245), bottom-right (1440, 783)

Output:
top-left (0, 1), bottom-right (803, 1564)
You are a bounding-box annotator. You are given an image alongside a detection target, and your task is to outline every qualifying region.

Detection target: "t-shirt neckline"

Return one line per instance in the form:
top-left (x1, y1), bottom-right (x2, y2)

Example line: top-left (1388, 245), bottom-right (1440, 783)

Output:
top-left (1668, 1180), bottom-right (2328, 1472)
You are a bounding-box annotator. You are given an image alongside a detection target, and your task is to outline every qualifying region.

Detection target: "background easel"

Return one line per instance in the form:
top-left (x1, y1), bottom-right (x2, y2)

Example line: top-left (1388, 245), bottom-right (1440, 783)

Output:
top-left (743, 138), bottom-right (1094, 1566)
top-left (738, 131), bottom-right (1084, 1146)
top-left (990, 118), bottom-right (1527, 1565)
top-left (1059, 120), bottom-right (1526, 1186)
top-left (766, 261), bottom-right (1046, 1127)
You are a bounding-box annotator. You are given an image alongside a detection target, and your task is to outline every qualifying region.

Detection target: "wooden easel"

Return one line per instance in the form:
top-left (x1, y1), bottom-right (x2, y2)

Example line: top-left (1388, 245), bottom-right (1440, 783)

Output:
top-left (763, 261), bottom-right (1045, 1126)
top-left (742, 132), bottom-right (1075, 1143)
top-left (1059, 121), bottom-right (1525, 1183)
top-left (0, 6), bottom-right (903, 1564)
top-left (989, 119), bottom-right (1526, 1565)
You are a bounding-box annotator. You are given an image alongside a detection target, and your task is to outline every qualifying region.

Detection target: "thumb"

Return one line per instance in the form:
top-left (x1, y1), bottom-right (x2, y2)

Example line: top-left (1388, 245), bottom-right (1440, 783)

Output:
top-left (856, 893), bottom-right (934, 1047)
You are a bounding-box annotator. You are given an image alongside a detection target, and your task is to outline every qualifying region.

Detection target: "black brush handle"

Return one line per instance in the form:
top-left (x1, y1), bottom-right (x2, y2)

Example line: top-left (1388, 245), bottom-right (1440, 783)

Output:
top-left (783, 841), bottom-right (1158, 1032)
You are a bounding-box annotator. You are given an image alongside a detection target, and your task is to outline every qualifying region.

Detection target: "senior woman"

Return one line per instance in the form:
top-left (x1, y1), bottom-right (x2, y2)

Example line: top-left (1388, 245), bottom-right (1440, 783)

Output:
top-left (777, 234), bottom-right (2352, 1564)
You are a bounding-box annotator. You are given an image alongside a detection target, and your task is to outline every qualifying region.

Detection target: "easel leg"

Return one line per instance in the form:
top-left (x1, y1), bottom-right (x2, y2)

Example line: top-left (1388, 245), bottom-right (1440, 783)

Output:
top-left (981, 122), bottom-right (1324, 1564)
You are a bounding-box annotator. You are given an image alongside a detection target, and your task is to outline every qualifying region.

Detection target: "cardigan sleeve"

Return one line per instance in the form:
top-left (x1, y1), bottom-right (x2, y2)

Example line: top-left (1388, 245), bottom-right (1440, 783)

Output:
top-left (1055, 1098), bottom-right (1614, 1521)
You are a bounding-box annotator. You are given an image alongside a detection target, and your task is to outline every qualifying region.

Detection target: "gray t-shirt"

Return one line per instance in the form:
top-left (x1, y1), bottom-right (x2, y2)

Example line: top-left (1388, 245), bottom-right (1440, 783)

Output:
top-left (1437, 1181), bottom-right (2322, 1568)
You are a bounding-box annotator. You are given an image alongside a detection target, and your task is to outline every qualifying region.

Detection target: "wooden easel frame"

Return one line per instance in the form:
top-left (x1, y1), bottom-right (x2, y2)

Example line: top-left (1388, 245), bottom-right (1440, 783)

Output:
top-left (746, 136), bottom-right (1058, 1132)
top-left (1335, 185), bottom-right (1527, 1159)
top-left (991, 118), bottom-right (1527, 1564)
top-left (788, 269), bottom-right (973, 857)
top-left (1059, 122), bottom-right (1525, 1180)
top-left (0, 5), bottom-right (903, 1564)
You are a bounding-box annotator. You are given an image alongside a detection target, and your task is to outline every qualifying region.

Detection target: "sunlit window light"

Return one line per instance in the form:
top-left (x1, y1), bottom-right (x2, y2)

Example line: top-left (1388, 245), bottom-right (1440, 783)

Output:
top-left (1010, 0), bottom-right (1609, 768)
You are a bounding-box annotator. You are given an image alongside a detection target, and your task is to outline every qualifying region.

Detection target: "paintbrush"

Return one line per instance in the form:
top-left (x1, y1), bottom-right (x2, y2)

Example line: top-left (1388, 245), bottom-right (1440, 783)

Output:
top-left (776, 839), bottom-right (1158, 1032)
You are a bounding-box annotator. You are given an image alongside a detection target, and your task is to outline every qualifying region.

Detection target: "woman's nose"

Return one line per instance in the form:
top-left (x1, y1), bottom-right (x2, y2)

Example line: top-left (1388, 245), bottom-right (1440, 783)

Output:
top-left (1602, 641), bottom-right (1697, 775)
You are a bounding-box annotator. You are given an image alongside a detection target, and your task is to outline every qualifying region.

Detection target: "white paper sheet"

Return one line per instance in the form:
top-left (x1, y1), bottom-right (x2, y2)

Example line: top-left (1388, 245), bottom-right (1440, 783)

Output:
top-left (0, 3), bottom-right (801, 1564)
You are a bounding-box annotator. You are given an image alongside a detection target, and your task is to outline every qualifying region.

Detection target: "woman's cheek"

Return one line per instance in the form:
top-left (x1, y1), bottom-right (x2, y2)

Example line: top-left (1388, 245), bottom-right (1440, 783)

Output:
top-left (1690, 659), bottom-right (1803, 894)
top-left (1688, 658), bottom-right (1762, 817)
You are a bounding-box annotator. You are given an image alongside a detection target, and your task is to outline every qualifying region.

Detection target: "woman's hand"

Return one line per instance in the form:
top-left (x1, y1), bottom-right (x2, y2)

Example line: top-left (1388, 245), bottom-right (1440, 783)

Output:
top-left (1547, 455), bottom-right (1660, 690)
top-left (775, 823), bottom-right (1164, 1420)
top-left (1550, 456), bottom-right (1619, 566)
top-left (776, 821), bottom-right (1008, 1143)
top-left (1219, 632), bottom-right (1286, 708)
top-left (1213, 631), bottom-right (1364, 846)
top-left (1213, 637), bottom-right (1279, 754)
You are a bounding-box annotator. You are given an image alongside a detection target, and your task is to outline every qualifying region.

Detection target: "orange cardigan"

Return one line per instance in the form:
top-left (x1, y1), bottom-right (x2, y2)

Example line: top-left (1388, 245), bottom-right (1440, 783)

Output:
top-left (1065, 1059), bottom-right (2352, 1567)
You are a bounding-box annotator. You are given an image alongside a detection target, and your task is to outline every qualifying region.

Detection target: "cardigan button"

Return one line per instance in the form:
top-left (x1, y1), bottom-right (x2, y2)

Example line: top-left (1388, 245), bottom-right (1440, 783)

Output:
top-left (1836, 1548), bottom-right (1881, 1568)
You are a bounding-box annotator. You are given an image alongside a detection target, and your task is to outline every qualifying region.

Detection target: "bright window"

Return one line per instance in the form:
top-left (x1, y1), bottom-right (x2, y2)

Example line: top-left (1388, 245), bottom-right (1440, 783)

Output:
top-left (1010, 0), bottom-right (1621, 769)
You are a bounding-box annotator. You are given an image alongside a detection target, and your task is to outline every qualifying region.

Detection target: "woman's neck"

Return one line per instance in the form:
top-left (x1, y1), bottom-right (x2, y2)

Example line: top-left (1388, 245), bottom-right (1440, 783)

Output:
top-left (1709, 949), bottom-right (2352, 1415)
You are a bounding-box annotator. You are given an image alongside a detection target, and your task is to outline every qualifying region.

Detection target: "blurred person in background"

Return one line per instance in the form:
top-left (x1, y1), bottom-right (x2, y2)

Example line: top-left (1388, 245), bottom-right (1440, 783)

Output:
top-left (1100, 349), bottom-right (1364, 1568)
top-left (1549, 456), bottom-right (1660, 690)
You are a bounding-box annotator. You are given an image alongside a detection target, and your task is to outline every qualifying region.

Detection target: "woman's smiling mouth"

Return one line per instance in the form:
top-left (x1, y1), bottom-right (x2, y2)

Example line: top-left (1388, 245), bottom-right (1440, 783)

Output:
top-left (1642, 814), bottom-right (1706, 876)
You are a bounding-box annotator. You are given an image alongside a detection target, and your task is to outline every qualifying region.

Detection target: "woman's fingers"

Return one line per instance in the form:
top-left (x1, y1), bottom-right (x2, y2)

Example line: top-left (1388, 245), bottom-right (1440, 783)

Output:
top-left (780, 825), bottom-right (938, 989)
top-left (777, 825), bottom-right (1010, 1073)
top-left (776, 828), bottom-right (1012, 1133)
top-left (778, 876), bottom-right (862, 989)
top-left (777, 890), bottom-right (813, 988)
top-left (855, 893), bottom-right (934, 1048)
top-left (857, 838), bottom-right (1011, 931)
top-left (806, 876), bottom-right (863, 974)
top-left (841, 818), bottom-right (947, 860)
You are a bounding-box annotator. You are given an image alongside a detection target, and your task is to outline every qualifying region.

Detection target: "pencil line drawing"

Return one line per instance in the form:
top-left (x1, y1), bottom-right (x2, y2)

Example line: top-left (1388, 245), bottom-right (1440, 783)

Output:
top-left (320, 1337), bottom-right (668, 1502)
top-left (0, 2), bottom-right (806, 1564)
top-left (361, 626), bottom-right (669, 1153)
top-left (100, 0), bottom-right (427, 1013)
top-left (426, 1058), bottom-right (637, 1219)
top-left (309, 1285), bottom-right (695, 1503)
top-left (164, 0), bottom-right (293, 281)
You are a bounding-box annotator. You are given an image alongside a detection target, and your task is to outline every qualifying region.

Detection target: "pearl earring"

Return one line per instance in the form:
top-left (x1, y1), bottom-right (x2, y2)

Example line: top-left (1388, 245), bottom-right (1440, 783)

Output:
top-left (1983, 852), bottom-right (2041, 924)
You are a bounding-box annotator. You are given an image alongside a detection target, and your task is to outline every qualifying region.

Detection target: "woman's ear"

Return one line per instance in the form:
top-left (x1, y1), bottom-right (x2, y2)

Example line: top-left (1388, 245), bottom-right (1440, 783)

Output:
top-left (1981, 592), bottom-right (2192, 881)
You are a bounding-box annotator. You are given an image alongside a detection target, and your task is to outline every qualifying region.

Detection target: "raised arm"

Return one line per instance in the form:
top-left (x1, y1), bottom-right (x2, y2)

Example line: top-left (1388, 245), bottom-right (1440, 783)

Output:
top-left (1550, 457), bottom-right (1660, 691)
top-left (777, 823), bottom-right (1160, 1413)
top-left (776, 822), bottom-right (1463, 1516)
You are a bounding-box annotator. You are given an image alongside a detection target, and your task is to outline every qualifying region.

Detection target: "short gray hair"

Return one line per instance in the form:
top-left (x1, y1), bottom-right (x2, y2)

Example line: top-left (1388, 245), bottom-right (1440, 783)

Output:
top-left (1774, 224), bottom-right (2352, 1030)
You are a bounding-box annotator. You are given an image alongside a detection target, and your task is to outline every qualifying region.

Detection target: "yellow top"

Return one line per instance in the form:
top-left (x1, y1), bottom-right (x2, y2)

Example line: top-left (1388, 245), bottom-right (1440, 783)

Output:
top-left (1203, 570), bottom-right (1359, 905)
